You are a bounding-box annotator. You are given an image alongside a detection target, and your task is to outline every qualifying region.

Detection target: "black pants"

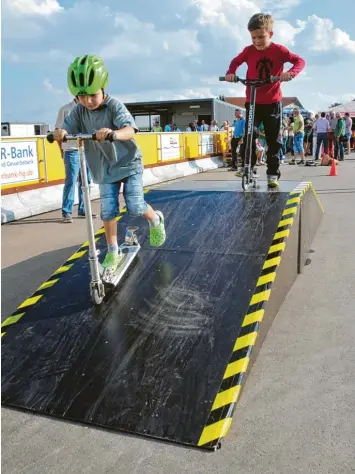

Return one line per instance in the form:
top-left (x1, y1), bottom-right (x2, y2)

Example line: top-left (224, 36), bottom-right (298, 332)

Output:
top-left (231, 136), bottom-right (242, 168)
top-left (304, 132), bottom-right (313, 155)
top-left (240, 101), bottom-right (283, 175)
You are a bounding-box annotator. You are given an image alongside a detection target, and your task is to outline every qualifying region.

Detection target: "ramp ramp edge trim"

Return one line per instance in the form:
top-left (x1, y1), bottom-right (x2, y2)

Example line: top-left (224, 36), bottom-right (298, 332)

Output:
top-left (197, 181), bottom-right (323, 450)
top-left (1, 211), bottom-right (127, 335)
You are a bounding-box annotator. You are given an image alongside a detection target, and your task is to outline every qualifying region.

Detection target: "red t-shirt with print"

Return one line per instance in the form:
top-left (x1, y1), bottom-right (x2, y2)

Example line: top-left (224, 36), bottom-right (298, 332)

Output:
top-left (226, 43), bottom-right (305, 104)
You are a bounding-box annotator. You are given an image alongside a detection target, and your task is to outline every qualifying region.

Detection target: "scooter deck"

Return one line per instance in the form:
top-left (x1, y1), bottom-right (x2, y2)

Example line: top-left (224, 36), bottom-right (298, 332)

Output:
top-left (103, 244), bottom-right (140, 288)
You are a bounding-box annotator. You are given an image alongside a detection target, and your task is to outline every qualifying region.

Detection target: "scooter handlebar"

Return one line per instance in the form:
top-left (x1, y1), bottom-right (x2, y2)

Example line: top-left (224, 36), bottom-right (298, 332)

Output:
top-left (46, 131), bottom-right (117, 144)
top-left (219, 75), bottom-right (281, 84)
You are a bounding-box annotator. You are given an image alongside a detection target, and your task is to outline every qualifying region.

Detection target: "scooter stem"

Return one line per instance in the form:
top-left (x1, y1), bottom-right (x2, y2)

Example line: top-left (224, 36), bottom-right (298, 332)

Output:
top-left (77, 138), bottom-right (102, 285)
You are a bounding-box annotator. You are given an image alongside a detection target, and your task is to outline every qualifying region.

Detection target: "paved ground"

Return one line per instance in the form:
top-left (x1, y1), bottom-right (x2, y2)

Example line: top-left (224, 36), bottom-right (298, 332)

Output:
top-left (2, 156), bottom-right (355, 474)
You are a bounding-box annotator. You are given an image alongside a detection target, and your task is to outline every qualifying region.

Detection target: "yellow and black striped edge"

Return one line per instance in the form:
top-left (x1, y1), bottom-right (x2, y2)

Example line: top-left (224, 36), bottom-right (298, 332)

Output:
top-left (1, 180), bottom-right (163, 338)
top-left (197, 181), bottom-right (323, 448)
top-left (1, 208), bottom-right (130, 338)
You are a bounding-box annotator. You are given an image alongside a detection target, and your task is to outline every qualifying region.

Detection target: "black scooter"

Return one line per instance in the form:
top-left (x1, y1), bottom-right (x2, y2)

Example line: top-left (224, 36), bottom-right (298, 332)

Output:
top-left (219, 75), bottom-right (280, 191)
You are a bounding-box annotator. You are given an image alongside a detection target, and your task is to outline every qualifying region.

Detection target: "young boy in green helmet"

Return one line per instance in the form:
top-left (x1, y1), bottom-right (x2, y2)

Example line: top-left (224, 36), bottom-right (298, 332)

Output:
top-left (53, 55), bottom-right (166, 280)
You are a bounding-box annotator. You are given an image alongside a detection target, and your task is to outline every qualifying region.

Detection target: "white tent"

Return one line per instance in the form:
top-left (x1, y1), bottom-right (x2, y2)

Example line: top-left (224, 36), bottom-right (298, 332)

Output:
top-left (328, 100), bottom-right (355, 117)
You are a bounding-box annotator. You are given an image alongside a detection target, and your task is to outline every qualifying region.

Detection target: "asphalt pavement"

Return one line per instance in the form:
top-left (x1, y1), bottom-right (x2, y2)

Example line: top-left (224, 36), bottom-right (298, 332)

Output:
top-left (2, 155), bottom-right (355, 474)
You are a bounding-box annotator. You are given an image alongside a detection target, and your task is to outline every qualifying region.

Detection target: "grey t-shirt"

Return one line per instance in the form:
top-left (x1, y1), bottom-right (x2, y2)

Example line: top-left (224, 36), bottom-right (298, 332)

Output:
top-left (62, 95), bottom-right (143, 184)
top-left (329, 118), bottom-right (338, 131)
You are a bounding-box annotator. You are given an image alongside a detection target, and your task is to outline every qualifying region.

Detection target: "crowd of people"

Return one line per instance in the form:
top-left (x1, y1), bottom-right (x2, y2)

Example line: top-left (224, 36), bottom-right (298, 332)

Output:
top-left (229, 107), bottom-right (354, 171)
top-left (151, 119), bottom-right (231, 133)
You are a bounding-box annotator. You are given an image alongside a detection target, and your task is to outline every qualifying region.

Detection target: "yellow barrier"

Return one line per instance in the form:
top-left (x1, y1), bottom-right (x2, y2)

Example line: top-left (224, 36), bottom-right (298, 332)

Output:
top-left (1, 131), bottom-right (227, 192)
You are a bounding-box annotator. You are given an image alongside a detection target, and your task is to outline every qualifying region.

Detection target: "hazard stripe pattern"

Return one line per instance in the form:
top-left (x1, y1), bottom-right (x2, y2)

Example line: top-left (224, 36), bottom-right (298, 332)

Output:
top-left (0, 212), bottom-right (128, 335)
top-left (197, 182), bottom-right (313, 448)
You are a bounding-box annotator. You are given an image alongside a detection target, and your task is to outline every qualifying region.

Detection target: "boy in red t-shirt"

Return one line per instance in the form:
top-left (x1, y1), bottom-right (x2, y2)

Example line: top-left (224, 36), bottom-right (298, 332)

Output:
top-left (225, 13), bottom-right (305, 187)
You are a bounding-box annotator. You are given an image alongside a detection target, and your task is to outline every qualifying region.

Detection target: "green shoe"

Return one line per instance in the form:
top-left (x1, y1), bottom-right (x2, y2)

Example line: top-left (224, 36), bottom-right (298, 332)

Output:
top-left (102, 250), bottom-right (123, 280)
top-left (267, 176), bottom-right (279, 188)
top-left (150, 211), bottom-right (166, 247)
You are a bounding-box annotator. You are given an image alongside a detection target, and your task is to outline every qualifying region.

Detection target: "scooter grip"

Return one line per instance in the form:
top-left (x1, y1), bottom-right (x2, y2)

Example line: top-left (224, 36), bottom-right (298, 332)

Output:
top-left (91, 132), bottom-right (116, 142)
top-left (46, 132), bottom-right (68, 143)
top-left (46, 133), bottom-right (55, 143)
top-left (219, 75), bottom-right (238, 82)
top-left (106, 132), bottom-right (117, 142)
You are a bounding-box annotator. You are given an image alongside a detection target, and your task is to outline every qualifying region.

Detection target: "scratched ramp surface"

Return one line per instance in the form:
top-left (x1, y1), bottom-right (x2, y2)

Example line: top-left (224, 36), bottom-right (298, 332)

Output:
top-left (1, 188), bottom-right (289, 448)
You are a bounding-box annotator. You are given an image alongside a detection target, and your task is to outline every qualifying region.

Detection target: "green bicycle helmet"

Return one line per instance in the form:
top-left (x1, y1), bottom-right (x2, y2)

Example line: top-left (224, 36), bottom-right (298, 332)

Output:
top-left (67, 55), bottom-right (108, 95)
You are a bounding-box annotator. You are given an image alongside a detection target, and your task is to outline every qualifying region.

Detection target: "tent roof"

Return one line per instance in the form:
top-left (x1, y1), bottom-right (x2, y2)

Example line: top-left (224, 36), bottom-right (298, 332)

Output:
top-left (328, 100), bottom-right (355, 116)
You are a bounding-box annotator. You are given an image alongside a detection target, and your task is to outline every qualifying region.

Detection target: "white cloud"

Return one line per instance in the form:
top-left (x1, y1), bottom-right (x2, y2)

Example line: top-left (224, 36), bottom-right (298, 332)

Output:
top-left (100, 13), bottom-right (200, 60)
top-left (4, 49), bottom-right (73, 64)
top-left (43, 78), bottom-right (68, 98)
top-left (273, 19), bottom-right (305, 45)
top-left (1, 0), bottom-right (62, 39)
top-left (300, 15), bottom-right (355, 53)
top-left (2, 0), bottom-right (355, 122)
top-left (314, 92), bottom-right (355, 106)
top-left (194, 0), bottom-right (260, 41)
top-left (7, 0), bottom-right (62, 15)
top-left (264, 0), bottom-right (303, 18)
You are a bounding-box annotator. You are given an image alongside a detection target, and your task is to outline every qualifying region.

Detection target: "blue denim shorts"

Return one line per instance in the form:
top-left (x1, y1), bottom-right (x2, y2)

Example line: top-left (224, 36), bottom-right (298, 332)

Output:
top-left (293, 132), bottom-right (304, 153)
top-left (99, 172), bottom-right (148, 221)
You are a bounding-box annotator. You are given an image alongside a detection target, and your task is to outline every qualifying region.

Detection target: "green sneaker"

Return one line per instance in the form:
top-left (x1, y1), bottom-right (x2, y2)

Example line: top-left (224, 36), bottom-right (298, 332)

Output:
top-left (267, 175), bottom-right (279, 188)
top-left (150, 211), bottom-right (166, 247)
top-left (102, 250), bottom-right (123, 281)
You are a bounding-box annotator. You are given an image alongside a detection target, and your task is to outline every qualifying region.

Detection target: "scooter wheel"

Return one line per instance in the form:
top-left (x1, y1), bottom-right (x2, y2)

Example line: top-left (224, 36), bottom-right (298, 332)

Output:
top-left (242, 175), bottom-right (247, 190)
top-left (242, 174), bottom-right (250, 191)
top-left (92, 288), bottom-right (104, 305)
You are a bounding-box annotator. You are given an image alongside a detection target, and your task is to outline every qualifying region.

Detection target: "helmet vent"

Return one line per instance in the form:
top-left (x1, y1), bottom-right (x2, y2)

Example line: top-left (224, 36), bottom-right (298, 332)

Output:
top-left (71, 71), bottom-right (77, 87)
top-left (80, 55), bottom-right (87, 65)
top-left (79, 72), bottom-right (85, 87)
top-left (88, 69), bottom-right (95, 86)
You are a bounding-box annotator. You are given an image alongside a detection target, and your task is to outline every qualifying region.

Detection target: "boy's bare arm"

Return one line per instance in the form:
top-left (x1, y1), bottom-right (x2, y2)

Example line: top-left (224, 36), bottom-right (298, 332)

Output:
top-left (114, 126), bottom-right (136, 140)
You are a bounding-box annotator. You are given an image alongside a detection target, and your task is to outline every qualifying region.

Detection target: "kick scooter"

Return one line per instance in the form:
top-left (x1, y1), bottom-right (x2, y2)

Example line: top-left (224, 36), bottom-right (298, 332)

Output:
top-left (46, 132), bottom-right (140, 305)
top-left (219, 75), bottom-right (280, 191)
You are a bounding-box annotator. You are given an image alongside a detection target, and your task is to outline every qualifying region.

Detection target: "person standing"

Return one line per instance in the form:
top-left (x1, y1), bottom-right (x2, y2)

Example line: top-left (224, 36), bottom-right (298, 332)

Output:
top-left (314, 112), bottom-right (330, 161)
top-left (328, 111), bottom-right (338, 158)
top-left (291, 107), bottom-right (305, 164)
top-left (334, 112), bottom-right (346, 161)
top-left (344, 112), bottom-right (352, 155)
top-left (55, 99), bottom-right (97, 223)
top-left (152, 120), bottom-right (162, 132)
top-left (230, 109), bottom-right (245, 170)
top-left (304, 112), bottom-right (314, 156)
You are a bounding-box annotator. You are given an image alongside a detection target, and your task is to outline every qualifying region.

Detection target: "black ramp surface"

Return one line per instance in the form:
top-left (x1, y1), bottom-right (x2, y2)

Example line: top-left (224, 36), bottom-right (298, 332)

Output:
top-left (1, 188), bottom-right (289, 448)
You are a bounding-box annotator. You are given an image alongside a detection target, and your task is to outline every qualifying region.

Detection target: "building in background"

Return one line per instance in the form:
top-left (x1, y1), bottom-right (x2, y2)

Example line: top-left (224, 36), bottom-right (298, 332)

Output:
top-left (1, 122), bottom-right (50, 137)
top-left (224, 96), bottom-right (305, 110)
top-left (124, 98), bottom-right (244, 131)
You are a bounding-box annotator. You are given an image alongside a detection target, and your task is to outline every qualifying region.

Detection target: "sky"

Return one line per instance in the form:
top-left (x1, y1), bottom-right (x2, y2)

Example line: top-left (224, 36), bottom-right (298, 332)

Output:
top-left (2, 0), bottom-right (355, 127)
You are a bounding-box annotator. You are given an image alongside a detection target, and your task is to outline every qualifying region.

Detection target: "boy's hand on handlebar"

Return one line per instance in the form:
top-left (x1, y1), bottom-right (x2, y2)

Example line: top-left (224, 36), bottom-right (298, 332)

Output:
top-left (96, 128), bottom-right (113, 142)
top-left (280, 72), bottom-right (292, 82)
top-left (53, 129), bottom-right (67, 142)
top-left (225, 73), bottom-right (236, 82)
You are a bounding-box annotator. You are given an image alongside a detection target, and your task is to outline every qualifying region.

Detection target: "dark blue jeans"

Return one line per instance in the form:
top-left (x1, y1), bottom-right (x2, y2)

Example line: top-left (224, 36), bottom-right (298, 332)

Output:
top-left (62, 150), bottom-right (91, 216)
top-left (315, 133), bottom-right (328, 159)
top-left (334, 140), bottom-right (344, 160)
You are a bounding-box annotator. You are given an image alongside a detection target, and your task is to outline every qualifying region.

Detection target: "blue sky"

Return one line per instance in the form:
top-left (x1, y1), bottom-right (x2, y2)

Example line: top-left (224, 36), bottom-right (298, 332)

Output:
top-left (2, 0), bottom-right (355, 127)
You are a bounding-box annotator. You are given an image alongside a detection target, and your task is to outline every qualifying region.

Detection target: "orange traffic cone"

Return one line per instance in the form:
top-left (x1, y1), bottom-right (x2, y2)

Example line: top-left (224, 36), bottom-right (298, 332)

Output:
top-left (329, 158), bottom-right (337, 176)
